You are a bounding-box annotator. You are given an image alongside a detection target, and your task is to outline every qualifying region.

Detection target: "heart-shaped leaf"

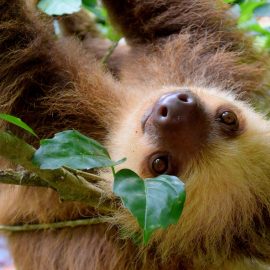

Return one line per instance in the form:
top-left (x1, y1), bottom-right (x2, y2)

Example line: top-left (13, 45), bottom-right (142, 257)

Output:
top-left (33, 130), bottom-right (125, 170)
top-left (0, 114), bottom-right (37, 137)
top-left (113, 169), bottom-right (186, 244)
top-left (37, 0), bottom-right (81, 16)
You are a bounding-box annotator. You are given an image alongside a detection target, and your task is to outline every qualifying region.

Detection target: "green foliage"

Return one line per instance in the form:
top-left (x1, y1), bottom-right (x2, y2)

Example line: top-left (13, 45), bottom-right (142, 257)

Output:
top-left (82, 0), bottom-right (105, 22)
top-left (224, 0), bottom-right (238, 3)
top-left (81, 0), bottom-right (121, 41)
top-left (32, 130), bottom-right (125, 170)
top-left (226, 0), bottom-right (270, 50)
top-left (0, 114), bottom-right (37, 137)
top-left (32, 129), bottom-right (185, 244)
top-left (114, 169), bottom-right (186, 244)
top-left (32, 129), bottom-right (186, 245)
top-left (0, 113), bottom-right (186, 244)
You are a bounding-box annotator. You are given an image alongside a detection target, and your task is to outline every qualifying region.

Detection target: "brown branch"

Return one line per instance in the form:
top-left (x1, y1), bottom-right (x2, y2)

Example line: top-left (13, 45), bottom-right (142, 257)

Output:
top-left (0, 131), bottom-right (119, 213)
top-left (0, 217), bottom-right (111, 232)
top-left (0, 169), bottom-right (49, 187)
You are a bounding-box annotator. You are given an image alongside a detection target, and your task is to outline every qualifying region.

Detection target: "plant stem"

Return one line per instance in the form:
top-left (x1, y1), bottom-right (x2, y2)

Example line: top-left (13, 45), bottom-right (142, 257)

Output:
top-left (101, 41), bottom-right (119, 65)
top-left (0, 217), bottom-right (111, 232)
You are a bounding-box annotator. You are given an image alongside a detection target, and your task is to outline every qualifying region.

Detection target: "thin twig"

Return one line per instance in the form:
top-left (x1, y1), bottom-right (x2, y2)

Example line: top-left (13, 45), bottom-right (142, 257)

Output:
top-left (0, 217), bottom-right (111, 232)
top-left (101, 41), bottom-right (119, 65)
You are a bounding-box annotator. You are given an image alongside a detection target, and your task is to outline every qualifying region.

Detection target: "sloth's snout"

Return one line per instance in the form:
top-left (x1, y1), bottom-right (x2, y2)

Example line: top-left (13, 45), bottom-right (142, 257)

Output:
top-left (152, 91), bottom-right (198, 126)
top-left (144, 90), bottom-right (210, 157)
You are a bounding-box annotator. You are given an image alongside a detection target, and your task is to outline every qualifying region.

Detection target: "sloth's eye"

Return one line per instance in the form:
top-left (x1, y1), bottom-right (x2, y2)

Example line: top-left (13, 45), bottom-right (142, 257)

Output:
top-left (151, 155), bottom-right (169, 175)
top-left (217, 110), bottom-right (240, 135)
top-left (219, 111), bottom-right (238, 126)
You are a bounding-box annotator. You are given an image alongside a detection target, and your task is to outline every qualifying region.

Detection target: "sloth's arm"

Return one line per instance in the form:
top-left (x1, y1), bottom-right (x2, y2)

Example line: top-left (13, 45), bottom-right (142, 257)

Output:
top-left (0, 0), bottom-right (119, 143)
top-left (102, 0), bottom-right (269, 95)
top-left (101, 0), bottom-right (260, 58)
top-left (101, 0), bottom-right (240, 43)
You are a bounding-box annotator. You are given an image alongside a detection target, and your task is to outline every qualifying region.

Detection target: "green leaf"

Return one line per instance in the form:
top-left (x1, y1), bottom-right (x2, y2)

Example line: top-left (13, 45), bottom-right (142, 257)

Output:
top-left (84, 6), bottom-right (106, 21)
top-left (82, 0), bottom-right (97, 7)
top-left (82, 0), bottom-right (105, 22)
top-left (33, 130), bottom-right (125, 170)
top-left (97, 24), bottom-right (121, 41)
top-left (226, 0), bottom-right (245, 3)
top-left (0, 114), bottom-right (37, 137)
top-left (238, 1), bottom-right (266, 24)
top-left (113, 169), bottom-right (186, 244)
top-left (224, 0), bottom-right (237, 3)
top-left (82, 4), bottom-right (107, 24)
top-left (37, 0), bottom-right (82, 16)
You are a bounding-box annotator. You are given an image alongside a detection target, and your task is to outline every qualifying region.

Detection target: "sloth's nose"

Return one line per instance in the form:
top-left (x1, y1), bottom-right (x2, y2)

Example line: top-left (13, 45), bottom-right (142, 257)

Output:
top-left (152, 91), bottom-right (199, 126)
top-left (144, 90), bottom-right (210, 167)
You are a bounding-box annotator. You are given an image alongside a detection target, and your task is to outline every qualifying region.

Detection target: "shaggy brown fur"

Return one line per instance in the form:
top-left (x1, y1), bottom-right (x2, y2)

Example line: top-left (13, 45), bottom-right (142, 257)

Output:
top-left (58, 11), bottom-right (130, 77)
top-left (1, 0), bottom-right (270, 269)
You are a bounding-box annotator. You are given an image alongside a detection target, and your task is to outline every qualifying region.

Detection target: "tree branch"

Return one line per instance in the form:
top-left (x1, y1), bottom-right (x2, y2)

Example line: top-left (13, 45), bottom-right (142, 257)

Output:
top-left (0, 169), bottom-right (49, 187)
top-left (0, 217), bottom-right (111, 232)
top-left (0, 131), bottom-right (119, 213)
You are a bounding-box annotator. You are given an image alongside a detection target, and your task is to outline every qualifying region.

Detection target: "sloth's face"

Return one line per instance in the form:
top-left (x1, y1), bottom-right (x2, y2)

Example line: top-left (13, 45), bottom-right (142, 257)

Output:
top-left (108, 86), bottom-right (270, 260)
top-left (140, 89), bottom-right (245, 178)
top-left (108, 86), bottom-right (270, 181)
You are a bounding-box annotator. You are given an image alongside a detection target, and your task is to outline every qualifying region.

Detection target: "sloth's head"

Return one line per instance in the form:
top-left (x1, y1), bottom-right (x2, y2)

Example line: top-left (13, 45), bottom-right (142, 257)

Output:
top-left (107, 86), bottom-right (270, 265)
top-left (109, 86), bottom-right (270, 179)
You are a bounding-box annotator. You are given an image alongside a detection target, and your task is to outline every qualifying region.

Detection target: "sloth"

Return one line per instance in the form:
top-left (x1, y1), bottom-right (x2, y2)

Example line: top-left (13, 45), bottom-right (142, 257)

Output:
top-left (0, 0), bottom-right (270, 270)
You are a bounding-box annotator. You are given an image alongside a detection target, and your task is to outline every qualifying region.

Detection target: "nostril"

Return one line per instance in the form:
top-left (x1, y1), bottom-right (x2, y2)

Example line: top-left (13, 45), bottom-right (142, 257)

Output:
top-left (159, 106), bottom-right (168, 117)
top-left (177, 93), bottom-right (190, 103)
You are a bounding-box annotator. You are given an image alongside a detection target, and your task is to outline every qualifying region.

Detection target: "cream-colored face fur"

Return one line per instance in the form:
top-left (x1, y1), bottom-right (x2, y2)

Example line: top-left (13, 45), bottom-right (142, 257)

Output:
top-left (107, 85), bottom-right (270, 266)
top-left (108, 85), bottom-right (270, 179)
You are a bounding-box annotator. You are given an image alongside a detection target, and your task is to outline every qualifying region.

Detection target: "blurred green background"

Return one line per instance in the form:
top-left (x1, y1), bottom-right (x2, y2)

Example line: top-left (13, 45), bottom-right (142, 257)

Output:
top-left (225, 0), bottom-right (270, 51)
